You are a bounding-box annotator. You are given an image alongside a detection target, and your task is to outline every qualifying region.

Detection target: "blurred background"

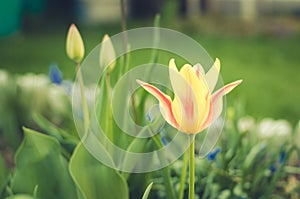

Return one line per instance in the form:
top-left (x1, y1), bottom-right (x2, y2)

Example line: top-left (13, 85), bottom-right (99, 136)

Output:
top-left (0, 0), bottom-right (300, 133)
top-left (1, 1), bottom-right (300, 197)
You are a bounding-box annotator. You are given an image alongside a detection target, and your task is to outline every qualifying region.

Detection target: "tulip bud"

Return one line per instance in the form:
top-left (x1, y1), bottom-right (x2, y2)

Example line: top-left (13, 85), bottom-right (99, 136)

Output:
top-left (100, 34), bottom-right (116, 73)
top-left (66, 24), bottom-right (85, 64)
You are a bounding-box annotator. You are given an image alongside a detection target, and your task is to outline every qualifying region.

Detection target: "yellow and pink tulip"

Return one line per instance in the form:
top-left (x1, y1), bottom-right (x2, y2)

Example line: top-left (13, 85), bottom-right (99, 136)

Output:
top-left (137, 58), bottom-right (242, 134)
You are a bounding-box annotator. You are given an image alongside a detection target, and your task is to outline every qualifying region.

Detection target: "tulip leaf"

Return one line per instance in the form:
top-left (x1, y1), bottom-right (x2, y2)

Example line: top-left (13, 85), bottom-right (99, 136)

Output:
top-left (33, 113), bottom-right (79, 153)
top-left (32, 113), bottom-right (63, 140)
top-left (122, 137), bottom-right (152, 174)
top-left (142, 182), bottom-right (153, 199)
top-left (5, 194), bottom-right (35, 199)
top-left (11, 127), bottom-right (78, 199)
top-left (69, 142), bottom-right (129, 199)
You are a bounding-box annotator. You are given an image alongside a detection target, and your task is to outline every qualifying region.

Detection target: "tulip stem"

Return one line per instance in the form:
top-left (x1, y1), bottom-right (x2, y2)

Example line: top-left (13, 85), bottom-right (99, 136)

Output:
top-left (76, 63), bottom-right (90, 134)
top-left (178, 149), bottom-right (188, 199)
top-left (189, 136), bottom-right (195, 199)
top-left (120, 0), bottom-right (128, 60)
top-left (105, 72), bottom-right (114, 145)
top-left (151, 134), bottom-right (176, 199)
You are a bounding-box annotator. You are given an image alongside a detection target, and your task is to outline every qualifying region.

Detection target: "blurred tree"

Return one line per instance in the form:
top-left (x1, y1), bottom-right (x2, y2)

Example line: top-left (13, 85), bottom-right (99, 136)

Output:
top-left (129, 0), bottom-right (163, 18)
top-left (200, 0), bottom-right (217, 15)
top-left (0, 0), bottom-right (23, 36)
top-left (179, 0), bottom-right (187, 17)
top-left (44, 0), bottom-right (74, 22)
top-left (200, 0), bottom-right (207, 13)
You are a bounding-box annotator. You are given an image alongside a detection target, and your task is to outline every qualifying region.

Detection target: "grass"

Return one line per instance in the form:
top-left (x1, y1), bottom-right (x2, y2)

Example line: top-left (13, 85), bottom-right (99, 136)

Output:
top-left (197, 33), bottom-right (300, 123)
top-left (0, 17), bottom-right (300, 124)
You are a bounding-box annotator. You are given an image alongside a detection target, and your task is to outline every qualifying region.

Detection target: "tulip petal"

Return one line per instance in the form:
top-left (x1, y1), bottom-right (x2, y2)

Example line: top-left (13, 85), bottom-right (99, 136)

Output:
top-left (136, 80), bottom-right (179, 128)
top-left (169, 59), bottom-right (211, 133)
top-left (193, 63), bottom-right (205, 78)
top-left (204, 79), bottom-right (243, 128)
top-left (171, 64), bottom-right (210, 133)
top-left (169, 58), bottom-right (178, 73)
top-left (169, 59), bottom-right (185, 101)
top-left (205, 58), bottom-right (221, 92)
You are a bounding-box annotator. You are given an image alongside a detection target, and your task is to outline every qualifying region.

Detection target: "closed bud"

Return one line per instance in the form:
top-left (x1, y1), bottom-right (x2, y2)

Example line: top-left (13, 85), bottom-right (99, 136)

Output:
top-left (66, 24), bottom-right (85, 64)
top-left (100, 34), bottom-right (116, 73)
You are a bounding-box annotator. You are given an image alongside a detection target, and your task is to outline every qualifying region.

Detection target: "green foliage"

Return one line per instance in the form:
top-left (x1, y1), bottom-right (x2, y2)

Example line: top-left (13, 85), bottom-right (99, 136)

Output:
top-left (0, 154), bottom-right (8, 195)
top-left (170, 110), bottom-right (300, 199)
top-left (11, 127), bottom-right (77, 199)
top-left (32, 113), bottom-right (79, 154)
top-left (0, 71), bottom-right (73, 151)
top-left (69, 143), bottom-right (129, 199)
top-left (142, 182), bottom-right (153, 199)
top-left (0, 70), bottom-right (20, 149)
top-left (5, 194), bottom-right (35, 199)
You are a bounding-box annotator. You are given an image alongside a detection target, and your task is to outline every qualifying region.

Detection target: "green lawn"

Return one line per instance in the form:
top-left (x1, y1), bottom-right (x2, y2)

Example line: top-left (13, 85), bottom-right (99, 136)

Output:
top-left (197, 33), bottom-right (300, 124)
top-left (0, 19), bottom-right (299, 123)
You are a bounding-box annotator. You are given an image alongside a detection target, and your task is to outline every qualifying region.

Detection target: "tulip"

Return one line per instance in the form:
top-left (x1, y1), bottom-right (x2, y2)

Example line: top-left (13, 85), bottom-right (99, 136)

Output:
top-left (66, 24), bottom-right (89, 132)
top-left (137, 58), bottom-right (242, 134)
top-left (100, 34), bottom-right (116, 73)
top-left (66, 24), bottom-right (85, 64)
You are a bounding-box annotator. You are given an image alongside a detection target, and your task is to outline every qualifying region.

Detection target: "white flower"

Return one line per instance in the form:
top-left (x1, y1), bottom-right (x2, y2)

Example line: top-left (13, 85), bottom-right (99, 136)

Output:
top-left (16, 73), bottom-right (49, 90)
top-left (238, 116), bottom-right (255, 132)
top-left (0, 70), bottom-right (9, 85)
top-left (47, 85), bottom-right (70, 115)
top-left (257, 118), bottom-right (292, 138)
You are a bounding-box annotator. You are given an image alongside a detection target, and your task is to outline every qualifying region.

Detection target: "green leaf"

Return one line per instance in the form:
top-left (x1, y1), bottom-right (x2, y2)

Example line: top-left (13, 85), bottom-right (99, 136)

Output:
top-left (33, 113), bottom-right (79, 153)
top-left (5, 194), bottom-right (35, 199)
top-left (142, 182), bottom-right (153, 199)
top-left (95, 77), bottom-right (108, 132)
top-left (33, 113), bottom-right (63, 140)
top-left (11, 127), bottom-right (78, 199)
top-left (69, 142), bottom-right (129, 199)
top-left (122, 116), bottom-right (164, 177)
top-left (0, 154), bottom-right (8, 194)
top-left (122, 136), bottom-right (153, 176)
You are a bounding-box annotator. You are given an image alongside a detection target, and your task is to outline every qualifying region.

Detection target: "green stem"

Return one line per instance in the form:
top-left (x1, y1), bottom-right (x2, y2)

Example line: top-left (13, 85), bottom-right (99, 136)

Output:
top-left (76, 63), bottom-right (90, 134)
top-left (178, 149), bottom-right (188, 199)
top-left (120, 0), bottom-right (128, 60)
top-left (120, 0), bottom-right (127, 33)
top-left (105, 73), bottom-right (113, 144)
top-left (189, 136), bottom-right (195, 199)
top-left (152, 134), bottom-right (176, 199)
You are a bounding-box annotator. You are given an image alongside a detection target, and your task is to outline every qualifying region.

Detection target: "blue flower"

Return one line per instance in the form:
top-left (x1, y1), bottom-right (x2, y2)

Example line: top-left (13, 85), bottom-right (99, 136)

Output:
top-left (49, 63), bottom-right (63, 85)
top-left (207, 147), bottom-right (221, 161)
top-left (160, 136), bottom-right (167, 146)
top-left (146, 112), bottom-right (153, 123)
top-left (269, 165), bottom-right (276, 173)
top-left (157, 129), bottom-right (167, 146)
top-left (279, 151), bottom-right (286, 165)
